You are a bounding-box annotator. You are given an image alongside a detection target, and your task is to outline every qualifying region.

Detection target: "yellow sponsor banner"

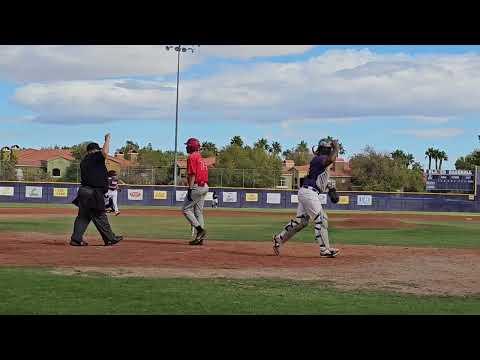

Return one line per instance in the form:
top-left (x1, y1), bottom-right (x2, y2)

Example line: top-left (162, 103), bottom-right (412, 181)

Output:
top-left (53, 188), bottom-right (68, 197)
top-left (245, 193), bottom-right (258, 202)
top-left (153, 190), bottom-right (167, 200)
top-left (338, 195), bottom-right (350, 205)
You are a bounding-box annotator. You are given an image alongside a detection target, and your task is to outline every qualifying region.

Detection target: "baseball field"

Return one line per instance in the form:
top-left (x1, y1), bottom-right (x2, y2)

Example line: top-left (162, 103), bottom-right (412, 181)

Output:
top-left (1, 203), bottom-right (480, 314)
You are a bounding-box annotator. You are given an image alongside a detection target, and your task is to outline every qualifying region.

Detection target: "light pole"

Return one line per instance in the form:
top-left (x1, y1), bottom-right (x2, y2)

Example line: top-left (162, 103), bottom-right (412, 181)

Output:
top-left (165, 45), bottom-right (199, 191)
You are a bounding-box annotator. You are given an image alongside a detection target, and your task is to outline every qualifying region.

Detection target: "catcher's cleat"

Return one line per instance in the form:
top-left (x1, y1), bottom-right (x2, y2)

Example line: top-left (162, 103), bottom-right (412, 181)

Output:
top-left (189, 238), bottom-right (203, 246)
top-left (105, 235), bottom-right (123, 246)
top-left (195, 228), bottom-right (207, 241)
top-left (70, 239), bottom-right (88, 246)
top-left (320, 248), bottom-right (339, 258)
top-left (272, 235), bottom-right (281, 256)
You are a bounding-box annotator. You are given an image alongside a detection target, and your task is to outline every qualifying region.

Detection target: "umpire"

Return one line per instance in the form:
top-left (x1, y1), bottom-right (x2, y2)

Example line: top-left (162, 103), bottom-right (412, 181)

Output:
top-left (70, 133), bottom-right (123, 246)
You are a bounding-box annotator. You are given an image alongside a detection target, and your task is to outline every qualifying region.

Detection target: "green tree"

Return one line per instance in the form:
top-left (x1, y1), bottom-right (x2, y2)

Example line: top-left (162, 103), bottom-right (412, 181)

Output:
top-left (271, 141), bottom-right (282, 155)
top-left (283, 141), bottom-right (313, 166)
top-left (425, 147), bottom-right (436, 170)
top-left (230, 136), bottom-right (244, 147)
top-left (391, 149), bottom-right (415, 168)
top-left (201, 141), bottom-right (218, 158)
top-left (438, 150), bottom-right (448, 170)
top-left (455, 150), bottom-right (480, 171)
top-left (351, 146), bottom-right (425, 192)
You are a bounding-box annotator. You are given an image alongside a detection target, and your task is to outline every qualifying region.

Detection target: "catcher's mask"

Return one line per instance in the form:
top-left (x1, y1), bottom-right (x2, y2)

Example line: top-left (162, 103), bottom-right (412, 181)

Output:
top-left (312, 139), bottom-right (333, 156)
top-left (185, 138), bottom-right (201, 154)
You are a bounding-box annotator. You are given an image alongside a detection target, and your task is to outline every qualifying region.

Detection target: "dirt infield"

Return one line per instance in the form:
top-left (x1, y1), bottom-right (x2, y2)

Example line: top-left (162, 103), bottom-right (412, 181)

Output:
top-left (1, 231), bottom-right (480, 296)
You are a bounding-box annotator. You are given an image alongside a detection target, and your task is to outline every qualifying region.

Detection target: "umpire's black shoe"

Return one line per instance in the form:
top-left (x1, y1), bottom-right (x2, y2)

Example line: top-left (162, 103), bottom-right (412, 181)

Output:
top-left (70, 239), bottom-right (88, 246)
top-left (105, 236), bottom-right (123, 246)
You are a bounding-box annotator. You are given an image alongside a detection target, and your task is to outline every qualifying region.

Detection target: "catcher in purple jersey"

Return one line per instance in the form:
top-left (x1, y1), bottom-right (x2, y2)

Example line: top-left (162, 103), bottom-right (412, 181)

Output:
top-left (273, 139), bottom-right (341, 258)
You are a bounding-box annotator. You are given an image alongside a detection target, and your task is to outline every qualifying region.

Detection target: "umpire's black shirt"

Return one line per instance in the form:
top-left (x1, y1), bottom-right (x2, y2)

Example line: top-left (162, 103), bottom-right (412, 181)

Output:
top-left (73, 151), bottom-right (108, 211)
top-left (80, 151), bottom-right (108, 192)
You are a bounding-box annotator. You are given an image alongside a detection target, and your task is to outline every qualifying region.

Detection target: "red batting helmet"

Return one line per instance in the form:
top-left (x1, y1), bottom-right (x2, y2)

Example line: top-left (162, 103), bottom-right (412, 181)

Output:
top-left (185, 138), bottom-right (201, 153)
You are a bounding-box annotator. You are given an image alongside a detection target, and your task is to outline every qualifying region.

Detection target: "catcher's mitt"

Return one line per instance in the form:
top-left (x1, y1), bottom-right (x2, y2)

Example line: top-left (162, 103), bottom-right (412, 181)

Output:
top-left (328, 187), bottom-right (340, 204)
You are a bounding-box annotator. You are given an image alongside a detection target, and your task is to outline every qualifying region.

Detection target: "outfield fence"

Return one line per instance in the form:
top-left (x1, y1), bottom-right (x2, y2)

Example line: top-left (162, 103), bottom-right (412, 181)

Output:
top-left (1, 181), bottom-right (479, 212)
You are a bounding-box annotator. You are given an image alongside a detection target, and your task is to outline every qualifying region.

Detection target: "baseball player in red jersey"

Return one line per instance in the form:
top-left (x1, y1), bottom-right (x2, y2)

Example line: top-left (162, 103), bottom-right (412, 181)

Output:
top-left (182, 138), bottom-right (209, 245)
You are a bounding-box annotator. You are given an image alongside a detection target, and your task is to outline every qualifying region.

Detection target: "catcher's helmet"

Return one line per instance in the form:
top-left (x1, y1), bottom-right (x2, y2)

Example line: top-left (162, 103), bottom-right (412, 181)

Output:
top-left (185, 138), bottom-right (201, 153)
top-left (313, 139), bottom-right (333, 155)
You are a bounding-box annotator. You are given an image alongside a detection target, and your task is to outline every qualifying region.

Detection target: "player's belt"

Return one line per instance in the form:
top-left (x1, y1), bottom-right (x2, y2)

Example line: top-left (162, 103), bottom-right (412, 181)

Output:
top-left (196, 182), bottom-right (208, 187)
top-left (302, 185), bottom-right (320, 194)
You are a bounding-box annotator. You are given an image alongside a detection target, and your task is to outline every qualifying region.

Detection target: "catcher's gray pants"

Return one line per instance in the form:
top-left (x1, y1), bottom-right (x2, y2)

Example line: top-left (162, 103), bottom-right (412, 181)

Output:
top-left (182, 184), bottom-right (209, 229)
top-left (71, 207), bottom-right (117, 245)
top-left (104, 189), bottom-right (119, 212)
top-left (276, 187), bottom-right (331, 249)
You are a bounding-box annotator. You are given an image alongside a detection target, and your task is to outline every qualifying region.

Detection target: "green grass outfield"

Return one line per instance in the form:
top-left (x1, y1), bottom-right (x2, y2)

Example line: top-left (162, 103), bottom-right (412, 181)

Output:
top-left (1, 209), bottom-right (480, 249)
top-left (1, 268), bottom-right (480, 315)
top-left (2, 201), bottom-right (480, 217)
top-left (1, 203), bottom-right (480, 314)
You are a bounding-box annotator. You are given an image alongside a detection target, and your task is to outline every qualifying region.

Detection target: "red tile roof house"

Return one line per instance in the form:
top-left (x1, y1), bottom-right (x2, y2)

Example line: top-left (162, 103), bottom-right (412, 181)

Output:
top-left (13, 149), bottom-right (136, 181)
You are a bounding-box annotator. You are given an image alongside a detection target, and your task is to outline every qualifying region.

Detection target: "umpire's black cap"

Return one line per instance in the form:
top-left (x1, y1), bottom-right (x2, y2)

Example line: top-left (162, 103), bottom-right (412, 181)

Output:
top-left (86, 142), bottom-right (101, 151)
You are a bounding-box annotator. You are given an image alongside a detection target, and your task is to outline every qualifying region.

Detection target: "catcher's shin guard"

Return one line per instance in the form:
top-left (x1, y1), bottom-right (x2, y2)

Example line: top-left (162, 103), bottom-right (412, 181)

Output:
top-left (314, 212), bottom-right (330, 249)
top-left (276, 214), bottom-right (310, 244)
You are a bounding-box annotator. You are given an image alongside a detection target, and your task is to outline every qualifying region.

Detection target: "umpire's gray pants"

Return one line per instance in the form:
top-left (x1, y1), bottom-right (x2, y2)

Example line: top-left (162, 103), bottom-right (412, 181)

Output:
top-left (182, 185), bottom-right (209, 228)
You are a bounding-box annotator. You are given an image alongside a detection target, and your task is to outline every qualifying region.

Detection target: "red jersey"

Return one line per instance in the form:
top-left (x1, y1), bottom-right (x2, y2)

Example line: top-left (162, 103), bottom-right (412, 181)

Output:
top-left (187, 151), bottom-right (208, 186)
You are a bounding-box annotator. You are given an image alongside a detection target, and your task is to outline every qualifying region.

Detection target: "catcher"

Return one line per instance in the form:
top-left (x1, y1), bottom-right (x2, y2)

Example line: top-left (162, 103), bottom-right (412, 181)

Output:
top-left (272, 138), bottom-right (340, 257)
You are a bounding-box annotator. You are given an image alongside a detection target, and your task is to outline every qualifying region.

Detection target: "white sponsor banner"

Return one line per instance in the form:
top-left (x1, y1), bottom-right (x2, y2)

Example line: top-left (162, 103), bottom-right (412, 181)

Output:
top-left (127, 189), bottom-right (143, 201)
top-left (223, 191), bottom-right (237, 203)
top-left (205, 192), bottom-right (214, 201)
top-left (319, 193), bottom-right (327, 205)
top-left (0, 186), bottom-right (14, 196)
top-left (176, 190), bottom-right (187, 202)
top-left (291, 194), bottom-right (298, 203)
top-left (25, 186), bottom-right (43, 198)
top-left (357, 195), bottom-right (372, 206)
top-left (267, 193), bottom-right (281, 204)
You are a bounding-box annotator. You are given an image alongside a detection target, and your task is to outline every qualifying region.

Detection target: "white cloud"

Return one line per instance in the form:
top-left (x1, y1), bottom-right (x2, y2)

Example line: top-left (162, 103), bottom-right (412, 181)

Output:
top-left (395, 128), bottom-right (464, 138)
top-left (9, 48), bottom-right (480, 125)
top-left (199, 45), bottom-right (315, 59)
top-left (0, 45), bottom-right (315, 82)
top-left (409, 116), bottom-right (450, 124)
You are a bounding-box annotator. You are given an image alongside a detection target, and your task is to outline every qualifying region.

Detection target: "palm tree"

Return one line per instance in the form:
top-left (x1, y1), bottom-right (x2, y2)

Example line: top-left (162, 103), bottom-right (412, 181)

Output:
top-left (254, 138), bottom-right (269, 151)
top-left (425, 147), bottom-right (436, 170)
top-left (296, 141), bottom-right (309, 153)
top-left (271, 141), bottom-right (282, 155)
top-left (438, 150), bottom-right (448, 170)
top-left (230, 136), bottom-right (244, 147)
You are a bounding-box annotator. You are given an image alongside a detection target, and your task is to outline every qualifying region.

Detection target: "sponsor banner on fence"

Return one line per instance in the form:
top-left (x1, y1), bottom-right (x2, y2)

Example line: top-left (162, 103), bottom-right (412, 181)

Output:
top-left (0, 186), bottom-right (14, 196)
top-left (25, 186), bottom-right (43, 198)
top-left (128, 189), bottom-right (143, 201)
top-left (291, 194), bottom-right (298, 203)
top-left (245, 193), bottom-right (259, 202)
top-left (153, 190), bottom-right (167, 200)
top-left (176, 190), bottom-right (187, 202)
top-left (205, 192), bottom-right (214, 201)
top-left (53, 188), bottom-right (68, 197)
top-left (357, 195), bottom-right (372, 206)
top-left (266, 193), bottom-right (281, 204)
top-left (338, 195), bottom-right (350, 205)
top-left (223, 191), bottom-right (237, 203)
top-left (469, 194), bottom-right (475, 201)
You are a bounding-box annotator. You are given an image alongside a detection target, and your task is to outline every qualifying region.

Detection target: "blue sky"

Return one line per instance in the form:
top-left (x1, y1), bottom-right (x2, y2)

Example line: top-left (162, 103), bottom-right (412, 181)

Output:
top-left (1, 45), bottom-right (480, 169)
